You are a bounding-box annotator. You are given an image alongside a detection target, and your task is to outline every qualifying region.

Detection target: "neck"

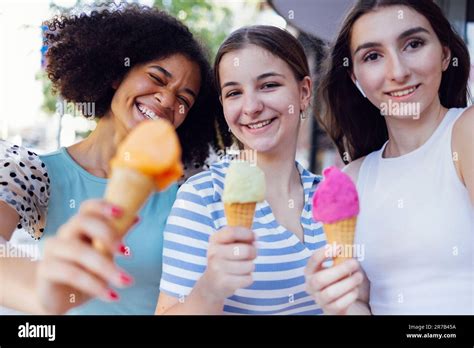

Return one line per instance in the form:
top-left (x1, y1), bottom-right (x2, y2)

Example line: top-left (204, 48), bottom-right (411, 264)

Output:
top-left (248, 143), bottom-right (301, 198)
top-left (67, 113), bottom-right (128, 178)
top-left (383, 99), bottom-right (448, 158)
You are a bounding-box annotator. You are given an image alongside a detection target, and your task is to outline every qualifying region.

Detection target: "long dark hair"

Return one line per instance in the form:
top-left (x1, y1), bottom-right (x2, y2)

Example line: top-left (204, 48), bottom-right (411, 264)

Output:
top-left (316, 0), bottom-right (470, 163)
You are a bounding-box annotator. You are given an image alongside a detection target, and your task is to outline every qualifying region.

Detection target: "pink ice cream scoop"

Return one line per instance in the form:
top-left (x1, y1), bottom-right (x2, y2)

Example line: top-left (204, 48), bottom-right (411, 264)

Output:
top-left (312, 166), bottom-right (359, 224)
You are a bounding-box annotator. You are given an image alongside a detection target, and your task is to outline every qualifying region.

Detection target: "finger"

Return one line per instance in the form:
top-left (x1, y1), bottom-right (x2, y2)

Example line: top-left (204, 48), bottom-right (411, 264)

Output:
top-left (324, 289), bottom-right (359, 314)
top-left (44, 238), bottom-right (133, 288)
top-left (38, 259), bottom-right (117, 302)
top-left (211, 227), bottom-right (255, 245)
top-left (79, 199), bottom-right (123, 219)
top-left (58, 215), bottom-right (121, 254)
top-left (217, 243), bottom-right (257, 261)
top-left (309, 259), bottom-right (360, 292)
top-left (219, 260), bottom-right (255, 275)
top-left (305, 245), bottom-right (339, 276)
top-left (318, 271), bottom-right (363, 305)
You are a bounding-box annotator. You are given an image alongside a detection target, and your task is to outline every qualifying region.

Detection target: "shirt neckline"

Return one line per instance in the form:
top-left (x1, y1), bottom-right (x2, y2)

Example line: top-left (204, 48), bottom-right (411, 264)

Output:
top-left (214, 158), bottom-right (321, 252)
top-left (378, 108), bottom-right (455, 162)
top-left (60, 147), bottom-right (108, 184)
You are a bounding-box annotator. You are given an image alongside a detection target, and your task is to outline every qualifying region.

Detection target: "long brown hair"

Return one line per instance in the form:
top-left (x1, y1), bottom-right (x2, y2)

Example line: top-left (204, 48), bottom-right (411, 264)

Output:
top-left (316, 0), bottom-right (470, 163)
top-left (214, 25), bottom-right (310, 94)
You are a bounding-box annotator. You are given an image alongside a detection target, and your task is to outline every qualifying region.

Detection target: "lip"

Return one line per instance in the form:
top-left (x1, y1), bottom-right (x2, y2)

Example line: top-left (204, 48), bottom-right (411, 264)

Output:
top-left (135, 102), bottom-right (173, 123)
top-left (241, 117), bottom-right (277, 134)
top-left (384, 84), bottom-right (421, 100)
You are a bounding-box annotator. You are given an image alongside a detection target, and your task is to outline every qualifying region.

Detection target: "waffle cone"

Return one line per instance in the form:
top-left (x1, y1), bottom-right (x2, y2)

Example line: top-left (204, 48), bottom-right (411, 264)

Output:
top-left (93, 167), bottom-right (155, 255)
top-left (323, 217), bottom-right (357, 266)
top-left (224, 202), bottom-right (257, 229)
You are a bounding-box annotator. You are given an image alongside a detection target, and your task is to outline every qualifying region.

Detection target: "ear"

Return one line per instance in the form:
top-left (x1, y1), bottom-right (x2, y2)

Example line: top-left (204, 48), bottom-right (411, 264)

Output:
top-left (350, 71), bottom-right (356, 85)
top-left (299, 76), bottom-right (312, 111)
top-left (441, 46), bottom-right (451, 72)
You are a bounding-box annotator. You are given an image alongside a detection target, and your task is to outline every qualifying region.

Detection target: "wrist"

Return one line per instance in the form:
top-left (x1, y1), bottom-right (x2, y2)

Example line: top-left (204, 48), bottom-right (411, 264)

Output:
top-left (193, 273), bottom-right (225, 312)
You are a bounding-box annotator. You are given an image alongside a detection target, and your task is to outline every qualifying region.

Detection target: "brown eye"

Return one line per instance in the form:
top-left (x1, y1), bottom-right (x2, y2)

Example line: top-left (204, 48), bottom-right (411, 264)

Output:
top-left (406, 39), bottom-right (424, 50)
top-left (363, 52), bottom-right (380, 62)
top-left (225, 90), bottom-right (240, 98)
top-left (262, 82), bottom-right (280, 89)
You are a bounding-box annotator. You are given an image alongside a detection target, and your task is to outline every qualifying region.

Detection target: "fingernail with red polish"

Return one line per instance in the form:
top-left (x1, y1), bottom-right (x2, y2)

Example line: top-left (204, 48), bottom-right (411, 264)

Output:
top-left (109, 206), bottom-right (123, 218)
top-left (118, 243), bottom-right (128, 255)
top-left (133, 216), bottom-right (140, 225)
top-left (119, 272), bottom-right (134, 285)
top-left (107, 289), bottom-right (120, 301)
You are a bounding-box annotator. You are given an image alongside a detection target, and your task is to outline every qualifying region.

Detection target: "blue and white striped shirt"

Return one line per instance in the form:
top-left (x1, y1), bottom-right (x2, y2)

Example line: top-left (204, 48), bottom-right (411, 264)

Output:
top-left (160, 158), bottom-right (326, 314)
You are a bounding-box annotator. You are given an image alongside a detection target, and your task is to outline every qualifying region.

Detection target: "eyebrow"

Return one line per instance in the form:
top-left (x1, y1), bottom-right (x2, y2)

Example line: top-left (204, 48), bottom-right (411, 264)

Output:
top-left (221, 71), bottom-right (285, 89)
top-left (353, 26), bottom-right (430, 55)
top-left (149, 65), bottom-right (197, 99)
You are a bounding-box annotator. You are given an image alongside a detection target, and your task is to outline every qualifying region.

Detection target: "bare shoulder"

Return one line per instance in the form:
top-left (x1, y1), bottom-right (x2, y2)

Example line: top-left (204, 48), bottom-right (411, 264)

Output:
top-left (453, 106), bottom-right (474, 141)
top-left (452, 106), bottom-right (474, 190)
top-left (342, 156), bottom-right (366, 184)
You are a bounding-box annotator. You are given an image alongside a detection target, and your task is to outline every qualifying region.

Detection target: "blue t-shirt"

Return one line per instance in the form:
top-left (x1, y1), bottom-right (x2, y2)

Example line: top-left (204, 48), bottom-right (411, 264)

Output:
top-left (0, 142), bottom-right (176, 314)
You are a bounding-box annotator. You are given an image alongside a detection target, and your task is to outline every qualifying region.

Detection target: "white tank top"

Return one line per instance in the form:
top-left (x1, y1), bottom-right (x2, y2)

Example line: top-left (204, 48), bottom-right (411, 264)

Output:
top-left (355, 107), bottom-right (474, 314)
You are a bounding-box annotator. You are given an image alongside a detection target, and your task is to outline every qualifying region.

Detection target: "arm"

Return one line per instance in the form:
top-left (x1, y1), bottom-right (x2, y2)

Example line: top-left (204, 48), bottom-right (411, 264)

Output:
top-left (0, 201), bottom-right (19, 241)
top-left (452, 108), bottom-right (474, 205)
top-left (0, 257), bottom-right (47, 314)
top-left (0, 202), bottom-right (46, 313)
top-left (2, 200), bottom-right (135, 314)
top-left (156, 227), bottom-right (256, 315)
top-left (155, 276), bottom-right (224, 315)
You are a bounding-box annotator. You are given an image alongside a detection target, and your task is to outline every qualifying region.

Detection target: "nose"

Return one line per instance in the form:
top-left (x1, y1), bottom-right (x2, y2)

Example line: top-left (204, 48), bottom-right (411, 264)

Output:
top-left (242, 92), bottom-right (263, 118)
top-left (154, 90), bottom-right (175, 110)
top-left (386, 52), bottom-right (410, 83)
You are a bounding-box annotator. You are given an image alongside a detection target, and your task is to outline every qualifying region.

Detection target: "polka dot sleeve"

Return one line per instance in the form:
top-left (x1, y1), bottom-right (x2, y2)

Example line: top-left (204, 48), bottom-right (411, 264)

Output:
top-left (0, 141), bottom-right (50, 240)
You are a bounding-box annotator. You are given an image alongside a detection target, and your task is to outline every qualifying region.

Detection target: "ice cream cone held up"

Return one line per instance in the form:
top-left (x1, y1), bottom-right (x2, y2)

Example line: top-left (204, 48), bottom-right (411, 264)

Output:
top-left (223, 161), bottom-right (265, 229)
top-left (93, 119), bottom-right (183, 255)
top-left (312, 166), bottom-right (360, 266)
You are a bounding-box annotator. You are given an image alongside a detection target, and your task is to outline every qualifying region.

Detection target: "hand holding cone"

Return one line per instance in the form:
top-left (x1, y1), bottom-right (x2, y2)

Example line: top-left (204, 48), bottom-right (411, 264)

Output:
top-left (93, 119), bottom-right (183, 256)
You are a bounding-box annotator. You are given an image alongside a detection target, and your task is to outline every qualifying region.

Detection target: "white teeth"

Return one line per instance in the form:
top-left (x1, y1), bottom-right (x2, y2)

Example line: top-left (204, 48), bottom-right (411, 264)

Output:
top-left (137, 104), bottom-right (158, 120)
top-left (247, 119), bottom-right (272, 129)
top-left (389, 86), bottom-right (417, 97)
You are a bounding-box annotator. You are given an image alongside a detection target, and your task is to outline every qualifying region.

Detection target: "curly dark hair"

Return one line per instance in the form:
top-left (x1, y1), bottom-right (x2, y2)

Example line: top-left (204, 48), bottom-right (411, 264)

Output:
top-left (44, 2), bottom-right (231, 166)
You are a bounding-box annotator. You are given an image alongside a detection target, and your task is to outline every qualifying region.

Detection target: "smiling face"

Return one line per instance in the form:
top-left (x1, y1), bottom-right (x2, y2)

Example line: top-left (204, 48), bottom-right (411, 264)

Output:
top-left (350, 5), bottom-right (451, 118)
top-left (219, 45), bottom-right (311, 154)
top-left (109, 54), bottom-right (201, 131)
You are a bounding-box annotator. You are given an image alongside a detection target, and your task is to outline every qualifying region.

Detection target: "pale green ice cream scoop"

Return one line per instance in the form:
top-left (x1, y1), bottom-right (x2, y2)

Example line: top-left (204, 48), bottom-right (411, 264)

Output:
top-left (223, 161), bottom-right (265, 203)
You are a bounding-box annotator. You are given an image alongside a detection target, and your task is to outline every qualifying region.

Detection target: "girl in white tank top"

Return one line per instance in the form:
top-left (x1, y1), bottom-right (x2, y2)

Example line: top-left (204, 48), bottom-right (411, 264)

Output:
top-left (306, 0), bottom-right (473, 315)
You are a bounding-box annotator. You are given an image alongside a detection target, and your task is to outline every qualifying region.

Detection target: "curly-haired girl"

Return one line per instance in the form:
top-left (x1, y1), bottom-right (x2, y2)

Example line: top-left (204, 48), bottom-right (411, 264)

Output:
top-left (0, 3), bottom-right (230, 314)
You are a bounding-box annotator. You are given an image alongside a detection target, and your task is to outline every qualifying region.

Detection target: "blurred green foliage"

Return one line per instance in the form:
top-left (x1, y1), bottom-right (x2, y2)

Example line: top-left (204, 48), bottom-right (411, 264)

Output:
top-left (154, 0), bottom-right (234, 58)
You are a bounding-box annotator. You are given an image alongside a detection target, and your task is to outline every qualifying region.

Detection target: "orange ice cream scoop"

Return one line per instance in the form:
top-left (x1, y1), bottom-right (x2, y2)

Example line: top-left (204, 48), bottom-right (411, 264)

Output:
top-left (93, 119), bottom-right (183, 256)
top-left (110, 119), bottom-right (183, 190)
